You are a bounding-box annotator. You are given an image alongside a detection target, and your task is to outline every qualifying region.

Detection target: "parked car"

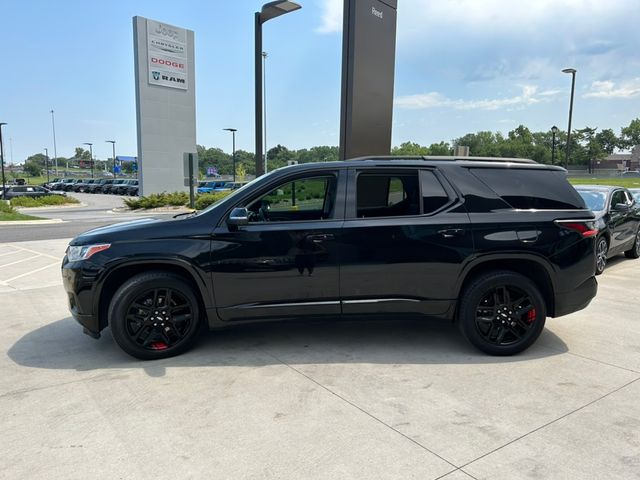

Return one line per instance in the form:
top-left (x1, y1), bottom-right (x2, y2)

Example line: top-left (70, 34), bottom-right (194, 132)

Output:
top-left (51, 179), bottom-right (75, 191)
top-left (197, 181), bottom-right (227, 194)
top-left (1, 185), bottom-right (66, 200)
top-left (620, 170), bottom-right (640, 178)
top-left (575, 185), bottom-right (640, 274)
top-left (91, 179), bottom-right (115, 194)
top-left (103, 179), bottom-right (128, 194)
top-left (112, 179), bottom-right (139, 196)
top-left (73, 179), bottom-right (97, 193)
top-left (63, 156), bottom-right (599, 360)
top-left (63, 179), bottom-right (84, 191)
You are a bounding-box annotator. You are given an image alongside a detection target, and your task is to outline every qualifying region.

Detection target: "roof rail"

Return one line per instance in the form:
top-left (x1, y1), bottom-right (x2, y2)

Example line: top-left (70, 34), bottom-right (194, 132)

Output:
top-left (348, 155), bottom-right (537, 164)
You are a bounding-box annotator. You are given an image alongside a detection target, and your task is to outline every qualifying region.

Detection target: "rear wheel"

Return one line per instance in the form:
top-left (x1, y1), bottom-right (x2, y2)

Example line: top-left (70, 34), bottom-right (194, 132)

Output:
top-left (109, 272), bottom-right (202, 360)
top-left (595, 236), bottom-right (608, 275)
top-left (624, 227), bottom-right (640, 259)
top-left (458, 271), bottom-right (547, 356)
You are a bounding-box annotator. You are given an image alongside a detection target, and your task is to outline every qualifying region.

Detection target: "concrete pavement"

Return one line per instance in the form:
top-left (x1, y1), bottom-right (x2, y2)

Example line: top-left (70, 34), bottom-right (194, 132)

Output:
top-left (1, 238), bottom-right (639, 479)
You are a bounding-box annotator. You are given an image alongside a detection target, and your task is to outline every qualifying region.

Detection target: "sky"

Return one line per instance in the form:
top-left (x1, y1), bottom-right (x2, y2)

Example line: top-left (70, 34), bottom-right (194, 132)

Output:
top-left (1, 0), bottom-right (639, 163)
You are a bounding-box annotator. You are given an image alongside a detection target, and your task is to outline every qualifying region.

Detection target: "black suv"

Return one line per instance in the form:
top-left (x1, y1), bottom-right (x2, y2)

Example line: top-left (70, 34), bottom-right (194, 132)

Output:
top-left (62, 157), bottom-right (598, 360)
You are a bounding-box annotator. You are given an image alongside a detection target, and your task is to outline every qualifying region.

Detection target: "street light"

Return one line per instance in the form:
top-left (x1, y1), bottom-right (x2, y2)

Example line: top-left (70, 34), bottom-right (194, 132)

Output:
top-left (255, 1), bottom-right (301, 177)
top-left (106, 140), bottom-right (116, 178)
top-left (262, 51), bottom-right (268, 174)
top-left (551, 126), bottom-right (559, 165)
top-left (50, 110), bottom-right (58, 175)
top-left (0, 122), bottom-right (6, 200)
top-left (44, 147), bottom-right (50, 183)
top-left (562, 68), bottom-right (577, 169)
top-left (224, 128), bottom-right (237, 182)
top-left (83, 142), bottom-right (94, 177)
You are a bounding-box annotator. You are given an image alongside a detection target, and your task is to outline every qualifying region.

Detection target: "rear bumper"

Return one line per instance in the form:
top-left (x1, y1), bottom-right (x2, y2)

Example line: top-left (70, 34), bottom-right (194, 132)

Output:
top-left (554, 276), bottom-right (597, 317)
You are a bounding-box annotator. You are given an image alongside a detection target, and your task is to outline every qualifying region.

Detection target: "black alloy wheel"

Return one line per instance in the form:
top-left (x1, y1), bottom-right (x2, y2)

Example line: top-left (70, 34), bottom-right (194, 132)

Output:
top-left (624, 228), bottom-right (640, 259)
top-left (595, 236), bottom-right (608, 275)
top-left (458, 271), bottom-right (546, 355)
top-left (109, 272), bottom-right (202, 360)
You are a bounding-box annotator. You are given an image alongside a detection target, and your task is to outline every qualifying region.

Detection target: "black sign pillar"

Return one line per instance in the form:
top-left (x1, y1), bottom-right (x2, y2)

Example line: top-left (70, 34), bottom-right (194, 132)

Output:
top-left (339, 0), bottom-right (398, 160)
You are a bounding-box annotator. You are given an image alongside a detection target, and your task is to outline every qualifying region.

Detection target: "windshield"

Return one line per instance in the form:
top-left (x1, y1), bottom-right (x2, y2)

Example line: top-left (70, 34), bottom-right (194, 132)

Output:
top-left (578, 190), bottom-right (607, 211)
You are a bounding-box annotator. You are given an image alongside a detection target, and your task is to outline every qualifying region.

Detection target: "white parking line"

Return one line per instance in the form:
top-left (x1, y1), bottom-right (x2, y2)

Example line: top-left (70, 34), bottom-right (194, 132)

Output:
top-left (0, 255), bottom-right (41, 268)
top-left (7, 244), bottom-right (61, 260)
top-left (0, 250), bottom-right (21, 258)
top-left (4, 262), bottom-right (60, 283)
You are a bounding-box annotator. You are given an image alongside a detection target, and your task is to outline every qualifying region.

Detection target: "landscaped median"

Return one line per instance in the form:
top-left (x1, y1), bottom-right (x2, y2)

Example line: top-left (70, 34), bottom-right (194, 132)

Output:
top-left (123, 191), bottom-right (232, 211)
top-left (0, 202), bottom-right (43, 221)
top-left (10, 195), bottom-right (81, 208)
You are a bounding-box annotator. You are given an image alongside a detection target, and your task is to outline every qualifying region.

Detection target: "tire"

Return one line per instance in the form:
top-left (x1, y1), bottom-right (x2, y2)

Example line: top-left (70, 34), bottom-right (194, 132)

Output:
top-left (595, 236), bottom-right (608, 275)
top-left (624, 227), bottom-right (640, 259)
top-left (109, 272), bottom-right (203, 360)
top-left (457, 271), bottom-right (547, 356)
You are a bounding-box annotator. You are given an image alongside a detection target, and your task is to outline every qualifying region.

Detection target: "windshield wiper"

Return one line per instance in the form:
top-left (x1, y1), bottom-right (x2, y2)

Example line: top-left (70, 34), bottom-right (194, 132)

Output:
top-left (173, 210), bottom-right (197, 219)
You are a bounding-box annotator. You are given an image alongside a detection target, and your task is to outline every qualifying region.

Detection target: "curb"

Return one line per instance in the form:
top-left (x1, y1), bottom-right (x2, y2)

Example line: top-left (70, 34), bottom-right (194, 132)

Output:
top-left (0, 218), bottom-right (65, 226)
top-left (14, 202), bottom-right (87, 211)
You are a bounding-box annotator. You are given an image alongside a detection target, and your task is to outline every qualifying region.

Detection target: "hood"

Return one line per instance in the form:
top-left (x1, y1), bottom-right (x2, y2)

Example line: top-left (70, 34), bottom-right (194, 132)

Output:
top-left (70, 217), bottom-right (161, 245)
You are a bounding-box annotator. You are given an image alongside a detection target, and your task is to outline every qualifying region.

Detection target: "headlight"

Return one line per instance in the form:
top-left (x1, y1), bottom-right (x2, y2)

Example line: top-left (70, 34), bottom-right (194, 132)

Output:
top-left (66, 244), bottom-right (111, 262)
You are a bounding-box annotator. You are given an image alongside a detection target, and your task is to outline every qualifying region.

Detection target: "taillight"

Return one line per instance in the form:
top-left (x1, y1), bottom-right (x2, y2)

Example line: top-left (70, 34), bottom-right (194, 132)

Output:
top-left (555, 220), bottom-right (598, 238)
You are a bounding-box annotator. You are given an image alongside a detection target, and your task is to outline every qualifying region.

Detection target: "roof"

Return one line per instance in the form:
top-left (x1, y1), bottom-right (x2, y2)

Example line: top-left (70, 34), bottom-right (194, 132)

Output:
top-left (574, 185), bottom-right (621, 192)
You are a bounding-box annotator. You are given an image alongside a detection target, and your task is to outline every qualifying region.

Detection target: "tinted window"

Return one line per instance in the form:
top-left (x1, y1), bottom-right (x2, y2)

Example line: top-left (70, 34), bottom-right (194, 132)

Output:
top-left (578, 190), bottom-right (607, 211)
top-left (247, 175), bottom-right (336, 222)
top-left (470, 168), bottom-right (586, 209)
top-left (421, 171), bottom-right (450, 214)
top-left (357, 172), bottom-right (419, 218)
top-left (13, 187), bottom-right (26, 193)
top-left (610, 190), bottom-right (626, 208)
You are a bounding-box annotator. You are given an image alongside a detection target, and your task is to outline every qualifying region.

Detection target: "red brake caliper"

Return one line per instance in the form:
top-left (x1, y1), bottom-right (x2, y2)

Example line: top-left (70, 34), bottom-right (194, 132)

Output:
top-left (526, 308), bottom-right (537, 324)
top-left (150, 342), bottom-right (168, 350)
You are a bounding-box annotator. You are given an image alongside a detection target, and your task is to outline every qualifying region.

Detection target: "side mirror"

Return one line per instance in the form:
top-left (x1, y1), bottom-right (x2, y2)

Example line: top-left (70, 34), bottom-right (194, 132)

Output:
top-left (227, 207), bottom-right (249, 229)
top-left (614, 203), bottom-right (630, 212)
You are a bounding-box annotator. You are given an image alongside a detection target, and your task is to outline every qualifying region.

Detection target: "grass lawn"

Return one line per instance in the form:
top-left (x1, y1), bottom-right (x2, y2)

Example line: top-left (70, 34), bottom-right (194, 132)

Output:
top-left (568, 177), bottom-right (640, 188)
top-left (0, 203), bottom-right (43, 221)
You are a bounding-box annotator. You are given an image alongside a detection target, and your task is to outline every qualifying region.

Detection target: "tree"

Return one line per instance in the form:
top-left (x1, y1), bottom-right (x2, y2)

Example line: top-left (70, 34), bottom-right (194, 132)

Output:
top-left (595, 128), bottom-right (619, 154)
top-left (620, 118), bottom-right (640, 150)
top-left (392, 142), bottom-right (429, 156)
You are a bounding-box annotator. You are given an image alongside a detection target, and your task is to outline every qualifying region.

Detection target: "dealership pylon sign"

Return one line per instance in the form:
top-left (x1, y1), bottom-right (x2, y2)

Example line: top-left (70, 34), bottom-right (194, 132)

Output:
top-left (146, 19), bottom-right (188, 90)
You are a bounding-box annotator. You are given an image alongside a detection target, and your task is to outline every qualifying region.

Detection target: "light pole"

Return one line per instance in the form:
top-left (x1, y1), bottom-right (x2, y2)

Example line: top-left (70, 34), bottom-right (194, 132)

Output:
top-left (255, 1), bottom-right (301, 177)
top-left (106, 140), bottom-right (116, 178)
top-left (262, 51), bottom-right (268, 174)
top-left (83, 142), bottom-right (94, 177)
top-left (44, 148), bottom-right (50, 183)
top-left (0, 123), bottom-right (6, 200)
top-left (50, 109), bottom-right (58, 175)
top-left (562, 68), bottom-right (576, 169)
top-left (551, 126), bottom-right (558, 165)
top-left (224, 128), bottom-right (237, 182)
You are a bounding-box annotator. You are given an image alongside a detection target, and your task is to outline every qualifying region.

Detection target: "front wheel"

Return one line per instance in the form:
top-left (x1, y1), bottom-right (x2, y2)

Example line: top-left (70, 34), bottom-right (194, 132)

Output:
top-left (595, 236), bottom-right (609, 275)
top-left (624, 227), bottom-right (640, 259)
top-left (458, 271), bottom-right (547, 356)
top-left (109, 272), bottom-right (203, 360)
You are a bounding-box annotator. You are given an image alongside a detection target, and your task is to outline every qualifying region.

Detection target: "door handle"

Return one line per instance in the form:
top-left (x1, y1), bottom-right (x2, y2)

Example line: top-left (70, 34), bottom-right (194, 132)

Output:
top-left (438, 228), bottom-right (464, 238)
top-left (306, 233), bottom-right (335, 243)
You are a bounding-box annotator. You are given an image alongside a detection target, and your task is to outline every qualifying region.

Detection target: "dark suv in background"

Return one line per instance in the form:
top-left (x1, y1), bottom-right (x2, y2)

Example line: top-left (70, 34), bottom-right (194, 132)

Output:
top-left (63, 157), bottom-right (598, 360)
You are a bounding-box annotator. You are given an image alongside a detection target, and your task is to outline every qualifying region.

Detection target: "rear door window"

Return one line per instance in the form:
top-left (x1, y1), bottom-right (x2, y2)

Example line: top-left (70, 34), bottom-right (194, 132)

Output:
top-left (357, 172), bottom-right (420, 218)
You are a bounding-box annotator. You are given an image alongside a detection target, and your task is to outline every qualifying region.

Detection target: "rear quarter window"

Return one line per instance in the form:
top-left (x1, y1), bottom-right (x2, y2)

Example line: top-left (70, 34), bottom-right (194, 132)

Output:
top-left (470, 168), bottom-right (586, 210)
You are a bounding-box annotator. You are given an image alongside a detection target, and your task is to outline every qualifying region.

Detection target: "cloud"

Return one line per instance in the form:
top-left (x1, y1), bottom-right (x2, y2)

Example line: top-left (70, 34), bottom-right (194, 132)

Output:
top-left (395, 85), bottom-right (542, 111)
top-left (316, 0), bottom-right (342, 34)
top-left (584, 78), bottom-right (640, 99)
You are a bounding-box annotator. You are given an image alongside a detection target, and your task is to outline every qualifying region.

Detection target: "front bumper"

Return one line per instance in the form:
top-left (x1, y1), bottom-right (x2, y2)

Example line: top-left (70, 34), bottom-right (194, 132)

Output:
top-left (554, 276), bottom-right (598, 318)
top-left (61, 261), bottom-right (102, 338)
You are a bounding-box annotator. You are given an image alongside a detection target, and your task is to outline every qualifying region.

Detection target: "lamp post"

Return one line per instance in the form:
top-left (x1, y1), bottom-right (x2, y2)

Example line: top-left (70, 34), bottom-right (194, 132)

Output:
top-left (106, 140), bottom-right (116, 178)
top-left (83, 142), bottom-right (94, 177)
top-left (255, 1), bottom-right (301, 177)
top-left (50, 109), bottom-right (58, 175)
top-left (0, 122), bottom-right (6, 200)
top-left (44, 148), bottom-right (50, 183)
top-left (224, 128), bottom-right (237, 182)
top-left (562, 68), bottom-right (577, 169)
top-left (262, 51), bottom-right (268, 174)
top-left (551, 126), bottom-right (558, 165)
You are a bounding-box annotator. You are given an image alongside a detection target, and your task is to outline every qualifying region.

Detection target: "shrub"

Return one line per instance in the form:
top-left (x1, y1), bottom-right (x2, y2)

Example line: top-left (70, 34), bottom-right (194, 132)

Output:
top-left (124, 192), bottom-right (190, 210)
top-left (194, 191), bottom-right (232, 210)
top-left (10, 195), bottom-right (80, 208)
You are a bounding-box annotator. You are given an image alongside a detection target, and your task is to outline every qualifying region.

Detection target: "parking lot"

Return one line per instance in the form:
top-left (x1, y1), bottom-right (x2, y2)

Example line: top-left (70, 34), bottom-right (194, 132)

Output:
top-left (1, 237), bottom-right (639, 479)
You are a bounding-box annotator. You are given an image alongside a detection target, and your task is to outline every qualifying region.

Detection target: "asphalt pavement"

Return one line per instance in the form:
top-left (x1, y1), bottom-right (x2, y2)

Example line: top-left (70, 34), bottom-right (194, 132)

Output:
top-left (1, 193), bottom-right (181, 242)
top-left (1, 232), bottom-right (639, 479)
